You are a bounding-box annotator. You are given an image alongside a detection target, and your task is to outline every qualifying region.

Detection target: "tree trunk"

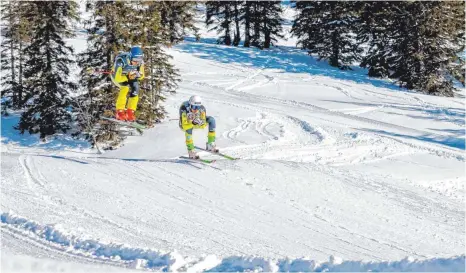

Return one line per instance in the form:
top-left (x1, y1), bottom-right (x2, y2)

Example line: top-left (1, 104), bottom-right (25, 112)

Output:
top-left (233, 1), bottom-right (241, 46)
top-left (10, 39), bottom-right (16, 106)
top-left (18, 39), bottom-right (23, 106)
top-left (331, 30), bottom-right (339, 67)
top-left (9, 2), bottom-right (17, 107)
top-left (169, 17), bottom-right (176, 44)
top-left (263, 5), bottom-right (270, 48)
top-left (252, 3), bottom-right (261, 47)
top-left (224, 4), bottom-right (231, 45)
top-left (244, 2), bottom-right (251, 47)
top-left (330, 6), bottom-right (339, 67)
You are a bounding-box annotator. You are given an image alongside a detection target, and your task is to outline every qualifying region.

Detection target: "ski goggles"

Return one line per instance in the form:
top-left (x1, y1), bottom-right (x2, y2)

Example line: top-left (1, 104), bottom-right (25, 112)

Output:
top-left (131, 57), bottom-right (143, 65)
top-left (190, 104), bottom-right (201, 110)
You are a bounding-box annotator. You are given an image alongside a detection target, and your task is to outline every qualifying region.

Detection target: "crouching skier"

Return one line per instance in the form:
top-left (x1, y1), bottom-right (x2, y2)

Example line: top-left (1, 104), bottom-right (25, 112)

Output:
top-left (179, 95), bottom-right (218, 159)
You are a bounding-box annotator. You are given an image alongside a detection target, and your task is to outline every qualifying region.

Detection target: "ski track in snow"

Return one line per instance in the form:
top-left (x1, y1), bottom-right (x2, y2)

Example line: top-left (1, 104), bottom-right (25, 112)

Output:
top-left (2, 23), bottom-right (465, 271)
top-left (2, 148), bottom-right (464, 271)
top-left (180, 80), bottom-right (462, 167)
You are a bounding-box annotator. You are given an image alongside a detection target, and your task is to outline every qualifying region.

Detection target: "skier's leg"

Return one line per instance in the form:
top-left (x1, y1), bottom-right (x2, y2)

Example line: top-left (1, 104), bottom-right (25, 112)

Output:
top-left (126, 81), bottom-right (139, 121)
top-left (185, 128), bottom-right (194, 150)
top-left (185, 128), bottom-right (197, 158)
top-left (206, 116), bottom-right (218, 152)
top-left (115, 85), bottom-right (129, 120)
top-left (127, 81), bottom-right (139, 111)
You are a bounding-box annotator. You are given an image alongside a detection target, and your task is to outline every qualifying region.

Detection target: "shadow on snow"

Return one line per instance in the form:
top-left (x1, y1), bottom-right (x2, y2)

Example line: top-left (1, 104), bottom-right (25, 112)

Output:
top-left (177, 37), bottom-right (406, 92)
top-left (1, 114), bottom-right (91, 151)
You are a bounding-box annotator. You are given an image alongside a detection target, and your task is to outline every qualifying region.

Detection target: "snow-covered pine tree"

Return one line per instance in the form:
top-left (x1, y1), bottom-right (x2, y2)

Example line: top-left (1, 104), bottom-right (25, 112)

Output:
top-left (17, 1), bottom-right (78, 139)
top-left (383, 1), bottom-right (464, 96)
top-left (449, 0), bottom-right (465, 87)
top-left (205, 1), bottom-right (233, 45)
top-left (292, 1), bottom-right (361, 70)
top-left (382, 3), bottom-right (428, 90)
top-left (356, 1), bottom-right (464, 96)
top-left (135, 1), bottom-right (181, 126)
top-left (357, 1), bottom-right (396, 78)
top-left (75, 1), bottom-right (124, 146)
top-left (0, 1), bottom-right (33, 111)
top-left (420, 1), bottom-right (465, 96)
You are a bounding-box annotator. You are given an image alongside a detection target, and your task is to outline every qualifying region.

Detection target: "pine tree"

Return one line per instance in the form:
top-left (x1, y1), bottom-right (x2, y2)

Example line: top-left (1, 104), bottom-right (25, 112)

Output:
top-left (76, 1), bottom-right (189, 146)
top-left (206, 1), bottom-right (233, 45)
top-left (449, 0), bottom-right (465, 88)
top-left (381, 1), bottom-right (464, 96)
top-left (159, 1), bottom-right (199, 45)
top-left (292, 1), bottom-right (361, 69)
top-left (242, 1), bottom-right (252, 47)
top-left (0, 1), bottom-right (33, 111)
top-left (232, 0), bottom-right (243, 46)
top-left (205, 1), bottom-right (283, 49)
top-left (250, 1), bottom-right (262, 48)
top-left (383, 2), bottom-right (424, 90)
top-left (136, 1), bottom-right (181, 125)
top-left (75, 1), bottom-right (124, 145)
top-left (260, 1), bottom-right (283, 49)
top-left (423, 1), bottom-right (465, 95)
top-left (17, 1), bottom-right (78, 139)
top-left (450, 1), bottom-right (465, 88)
top-left (357, 1), bottom-right (396, 77)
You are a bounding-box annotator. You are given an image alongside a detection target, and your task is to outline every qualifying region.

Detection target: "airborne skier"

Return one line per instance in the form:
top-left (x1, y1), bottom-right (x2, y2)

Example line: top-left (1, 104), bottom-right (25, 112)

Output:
top-left (179, 95), bottom-right (218, 159)
top-left (110, 46), bottom-right (145, 122)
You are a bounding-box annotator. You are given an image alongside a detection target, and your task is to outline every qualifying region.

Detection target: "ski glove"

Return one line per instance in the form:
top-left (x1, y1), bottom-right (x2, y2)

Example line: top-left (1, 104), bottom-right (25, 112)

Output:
top-left (128, 71), bottom-right (140, 80)
top-left (192, 118), bottom-right (204, 126)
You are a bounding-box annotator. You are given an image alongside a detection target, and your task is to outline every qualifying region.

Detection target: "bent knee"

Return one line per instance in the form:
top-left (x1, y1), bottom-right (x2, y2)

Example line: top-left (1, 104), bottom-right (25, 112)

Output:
top-left (206, 116), bottom-right (216, 131)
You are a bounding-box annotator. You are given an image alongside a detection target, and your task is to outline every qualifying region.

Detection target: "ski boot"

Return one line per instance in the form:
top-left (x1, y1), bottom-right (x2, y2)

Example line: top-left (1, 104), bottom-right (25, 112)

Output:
top-left (206, 142), bottom-right (219, 153)
top-left (115, 109), bottom-right (127, 121)
top-left (126, 109), bottom-right (136, 122)
top-left (188, 150), bottom-right (199, 159)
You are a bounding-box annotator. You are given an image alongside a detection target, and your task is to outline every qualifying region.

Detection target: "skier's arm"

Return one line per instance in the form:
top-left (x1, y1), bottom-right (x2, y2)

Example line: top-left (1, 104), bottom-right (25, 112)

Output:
top-left (199, 106), bottom-right (207, 129)
top-left (112, 60), bottom-right (127, 83)
top-left (179, 105), bottom-right (193, 131)
top-left (137, 64), bottom-right (145, 81)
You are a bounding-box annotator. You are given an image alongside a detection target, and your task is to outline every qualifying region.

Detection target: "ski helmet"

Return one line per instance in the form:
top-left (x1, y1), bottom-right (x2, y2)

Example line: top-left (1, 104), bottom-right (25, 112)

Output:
top-left (130, 46), bottom-right (144, 62)
top-left (189, 95), bottom-right (202, 109)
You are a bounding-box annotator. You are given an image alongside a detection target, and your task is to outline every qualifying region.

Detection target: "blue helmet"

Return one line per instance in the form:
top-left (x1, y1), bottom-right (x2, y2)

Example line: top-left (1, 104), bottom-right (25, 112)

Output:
top-left (130, 46), bottom-right (144, 62)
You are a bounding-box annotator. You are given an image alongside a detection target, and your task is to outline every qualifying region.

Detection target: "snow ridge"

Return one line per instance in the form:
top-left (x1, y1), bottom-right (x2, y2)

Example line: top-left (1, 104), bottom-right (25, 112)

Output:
top-left (2, 212), bottom-right (464, 272)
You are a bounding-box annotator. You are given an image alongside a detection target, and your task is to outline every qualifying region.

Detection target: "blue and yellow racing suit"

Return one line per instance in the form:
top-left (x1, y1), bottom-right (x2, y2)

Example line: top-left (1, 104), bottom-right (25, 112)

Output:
top-left (179, 101), bottom-right (216, 151)
top-left (111, 52), bottom-right (145, 111)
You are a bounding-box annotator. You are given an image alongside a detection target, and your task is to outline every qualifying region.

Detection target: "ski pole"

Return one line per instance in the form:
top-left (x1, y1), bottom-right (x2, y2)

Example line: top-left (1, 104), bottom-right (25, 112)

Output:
top-left (86, 68), bottom-right (112, 75)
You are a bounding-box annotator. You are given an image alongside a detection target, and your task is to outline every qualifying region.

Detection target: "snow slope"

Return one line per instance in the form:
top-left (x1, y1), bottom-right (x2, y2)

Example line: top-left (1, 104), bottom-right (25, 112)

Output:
top-left (1, 10), bottom-right (465, 272)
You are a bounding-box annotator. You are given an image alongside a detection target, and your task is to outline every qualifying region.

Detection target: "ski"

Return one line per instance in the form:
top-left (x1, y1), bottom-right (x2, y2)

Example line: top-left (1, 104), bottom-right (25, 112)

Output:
top-left (194, 146), bottom-right (238, 160)
top-left (179, 156), bottom-right (216, 164)
top-left (101, 117), bottom-right (146, 130)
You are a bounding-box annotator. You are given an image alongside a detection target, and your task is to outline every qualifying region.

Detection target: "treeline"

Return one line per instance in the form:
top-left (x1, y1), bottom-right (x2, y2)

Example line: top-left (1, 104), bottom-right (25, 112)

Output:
top-left (205, 1), bottom-right (465, 96)
top-left (205, 1), bottom-right (283, 49)
top-left (1, 1), bottom-right (197, 146)
top-left (1, 1), bottom-right (464, 144)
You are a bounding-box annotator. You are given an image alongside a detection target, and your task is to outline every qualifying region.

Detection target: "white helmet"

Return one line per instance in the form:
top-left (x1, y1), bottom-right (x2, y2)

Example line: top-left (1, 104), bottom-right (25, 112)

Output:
top-left (189, 95), bottom-right (202, 108)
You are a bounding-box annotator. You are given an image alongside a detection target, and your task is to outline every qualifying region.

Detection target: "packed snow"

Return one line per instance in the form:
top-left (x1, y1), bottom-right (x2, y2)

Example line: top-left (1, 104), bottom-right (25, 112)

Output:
top-left (1, 5), bottom-right (465, 273)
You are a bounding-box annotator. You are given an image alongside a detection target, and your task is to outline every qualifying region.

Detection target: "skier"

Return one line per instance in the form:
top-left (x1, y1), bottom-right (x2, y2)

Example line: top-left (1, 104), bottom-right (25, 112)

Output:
top-left (179, 95), bottom-right (218, 159)
top-left (111, 46), bottom-right (145, 122)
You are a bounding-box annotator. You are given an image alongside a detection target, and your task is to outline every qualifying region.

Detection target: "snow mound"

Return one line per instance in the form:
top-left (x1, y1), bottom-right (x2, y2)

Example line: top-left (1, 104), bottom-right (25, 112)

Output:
top-left (2, 212), bottom-right (464, 272)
